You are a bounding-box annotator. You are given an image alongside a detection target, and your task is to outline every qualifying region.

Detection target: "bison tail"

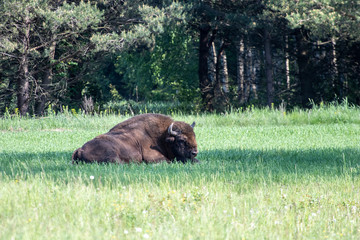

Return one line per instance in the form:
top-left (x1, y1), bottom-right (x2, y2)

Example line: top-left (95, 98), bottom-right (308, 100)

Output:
top-left (72, 148), bottom-right (83, 164)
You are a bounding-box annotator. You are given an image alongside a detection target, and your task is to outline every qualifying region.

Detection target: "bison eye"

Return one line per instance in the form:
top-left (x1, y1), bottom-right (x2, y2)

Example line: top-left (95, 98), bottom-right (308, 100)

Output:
top-left (177, 139), bottom-right (186, 143)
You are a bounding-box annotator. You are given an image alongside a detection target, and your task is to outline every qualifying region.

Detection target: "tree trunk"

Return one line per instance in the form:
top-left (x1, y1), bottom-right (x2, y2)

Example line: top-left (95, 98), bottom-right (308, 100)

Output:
top-left (264, 28), bottom-right (274, 108)
top-left (295, 29), bottom-right (314, 108)
top-left (17, 14), bottom-right (31, 116)
top-left (36, 40), bottom-right (57, 116)
top-left (236, 38), bottom-right (245, 104)
top-left (285, 35), bottom-right (291, 91)
top-left (208, 42), bottom-right (217, 85)
top-left (331, 37), bottom-right (343, 100)
top-left (213, 41), bottom-right (229, 113)
top-left (250, 47), bottom-right (259, 101)
top-left (198, 25), bottom-right (216, 111)
top-left (220, 48), bottom-right (229, 95)
top-left (244, 44), bottom-right (253, 102)
top-left (198, 25), bottom-right (212, 111)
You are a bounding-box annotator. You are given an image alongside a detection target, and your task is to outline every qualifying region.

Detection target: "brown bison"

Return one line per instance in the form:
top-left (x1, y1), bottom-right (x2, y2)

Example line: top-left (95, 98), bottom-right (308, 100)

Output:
top-left (72, 113), bottom-right (199, 164)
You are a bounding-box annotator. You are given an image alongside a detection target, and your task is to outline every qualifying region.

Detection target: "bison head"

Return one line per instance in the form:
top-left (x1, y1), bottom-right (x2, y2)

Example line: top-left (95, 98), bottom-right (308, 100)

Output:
top-left (166, 121), bottom-right (198, 163)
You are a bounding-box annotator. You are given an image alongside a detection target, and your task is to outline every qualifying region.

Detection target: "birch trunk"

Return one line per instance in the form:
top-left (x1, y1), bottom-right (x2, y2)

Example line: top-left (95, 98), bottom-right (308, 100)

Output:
top-left (331, 38), bottom-right (344, 99)
top-left (285, 35), bottom-right (291, 91)
top-left (208, 42), bottom-right (217, 85)
top-left (220, 48), bottom-right (229, 94)
top-left (236, 38), bottom-right (245, 104)
top-left (213, 41), bottom-right (228, 112)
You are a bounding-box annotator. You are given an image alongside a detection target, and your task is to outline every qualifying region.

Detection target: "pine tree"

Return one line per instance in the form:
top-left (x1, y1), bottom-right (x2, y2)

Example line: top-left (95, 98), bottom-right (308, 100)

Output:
top-left (0, 0), bottom-right (102, 115)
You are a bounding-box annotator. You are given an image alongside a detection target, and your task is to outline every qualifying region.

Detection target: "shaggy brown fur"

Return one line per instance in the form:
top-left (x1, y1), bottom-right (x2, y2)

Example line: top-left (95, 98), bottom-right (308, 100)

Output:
top-left (72, 113), bottom-right (198, 164)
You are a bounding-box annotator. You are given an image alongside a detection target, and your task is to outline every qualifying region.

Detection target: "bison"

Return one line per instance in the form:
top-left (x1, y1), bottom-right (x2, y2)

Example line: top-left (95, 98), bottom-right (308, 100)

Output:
top-left (72, 113), bottom-right (199, 164)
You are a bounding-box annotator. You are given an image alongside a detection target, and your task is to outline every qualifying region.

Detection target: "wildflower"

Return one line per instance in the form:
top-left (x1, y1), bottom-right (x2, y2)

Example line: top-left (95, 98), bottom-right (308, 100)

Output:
top-left (143, 233), bottom-right (150, 239)
top-left (249, 208), bottom-right (254, 215)
top-left (124, 230), bottom-right (129, 234)
top-left (250, 222), bottom-right (256, 229)
top-left (90, 176), bottom-right (94, 180)
top-left (352, 206), bottom-right (357, 214)
top-left (135, 227), bottom-right (142, 232)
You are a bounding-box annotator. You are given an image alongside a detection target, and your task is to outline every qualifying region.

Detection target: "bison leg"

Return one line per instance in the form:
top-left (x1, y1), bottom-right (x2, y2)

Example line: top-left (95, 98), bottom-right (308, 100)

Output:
top-left (176, 157), bottom-right (200, 164)
top-left (72, 138), bottom-right (121, 163)
top-left (73, 136), bottom-right (144, 164)
top-left (143, 147), bottom-right (170, 163)
top-left (191, 158), bottom-right (200, 164)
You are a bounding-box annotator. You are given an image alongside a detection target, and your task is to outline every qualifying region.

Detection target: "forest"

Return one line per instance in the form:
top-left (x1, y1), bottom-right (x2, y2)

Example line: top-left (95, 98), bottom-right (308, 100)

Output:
top-left (1, 0), bottom-right (359, 116)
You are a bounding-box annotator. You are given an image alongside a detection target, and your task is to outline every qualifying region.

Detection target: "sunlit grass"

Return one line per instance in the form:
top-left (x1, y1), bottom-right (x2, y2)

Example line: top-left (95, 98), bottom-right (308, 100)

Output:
top-left (1, 105), bottom-right (360, 239)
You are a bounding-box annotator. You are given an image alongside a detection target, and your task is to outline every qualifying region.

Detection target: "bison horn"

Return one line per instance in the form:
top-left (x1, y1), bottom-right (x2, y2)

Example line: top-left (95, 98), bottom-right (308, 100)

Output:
top-left (168, 123), bottom-right (178, 136)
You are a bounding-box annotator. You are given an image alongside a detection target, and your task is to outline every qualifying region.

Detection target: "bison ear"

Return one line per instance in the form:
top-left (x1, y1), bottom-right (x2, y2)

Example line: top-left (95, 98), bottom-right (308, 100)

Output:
top-left (191, 121), bottom-right (196, 128)
top-left (165, 136), bottom-right (175, 143)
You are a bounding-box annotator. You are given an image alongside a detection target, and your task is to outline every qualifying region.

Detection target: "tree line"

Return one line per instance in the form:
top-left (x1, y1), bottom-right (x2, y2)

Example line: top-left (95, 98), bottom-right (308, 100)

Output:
top-left (1, 0), bottom-right (359, 116)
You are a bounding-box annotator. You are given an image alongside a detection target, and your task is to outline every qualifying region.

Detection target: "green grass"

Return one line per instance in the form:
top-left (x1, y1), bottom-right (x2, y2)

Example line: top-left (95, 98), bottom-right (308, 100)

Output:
top-left (1, 105), bottom-right (360, 239)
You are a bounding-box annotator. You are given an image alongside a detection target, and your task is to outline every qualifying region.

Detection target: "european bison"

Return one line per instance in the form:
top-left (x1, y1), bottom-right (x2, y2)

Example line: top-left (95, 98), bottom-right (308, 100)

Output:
top-left (72, 113), bottom-right (199, 164)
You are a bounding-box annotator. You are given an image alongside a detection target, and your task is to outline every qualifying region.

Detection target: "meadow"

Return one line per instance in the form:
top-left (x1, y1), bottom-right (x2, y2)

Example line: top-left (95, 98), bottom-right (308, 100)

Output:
top-left (0, 104), bottom-right (360, 239)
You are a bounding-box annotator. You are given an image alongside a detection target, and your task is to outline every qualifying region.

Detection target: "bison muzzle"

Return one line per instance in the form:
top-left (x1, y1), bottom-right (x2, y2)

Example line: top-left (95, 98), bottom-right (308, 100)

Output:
top-left (72, 113), bottom-right (199, 164)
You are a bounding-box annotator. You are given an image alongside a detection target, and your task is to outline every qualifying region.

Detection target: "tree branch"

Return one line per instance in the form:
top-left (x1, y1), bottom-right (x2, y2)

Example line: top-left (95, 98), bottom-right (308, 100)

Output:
top-left (0, 51), bottom-right (19, 59)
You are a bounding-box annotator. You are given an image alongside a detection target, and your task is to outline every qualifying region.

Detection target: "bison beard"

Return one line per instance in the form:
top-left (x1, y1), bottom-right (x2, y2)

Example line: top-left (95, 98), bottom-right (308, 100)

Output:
top-left (72, 113), bottom-right (199, 164)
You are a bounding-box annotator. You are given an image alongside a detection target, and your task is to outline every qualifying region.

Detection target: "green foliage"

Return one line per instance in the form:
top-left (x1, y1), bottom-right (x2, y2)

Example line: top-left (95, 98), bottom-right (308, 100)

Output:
top-left (0, 0), bottom-right (103, 115)
top-left (0, 0), bottom-right (103, 53)
top-left (114, 16), bottom-right (200, 104)
top-left (38, 1), bottom-right (103, 31)
top-left (88, 1), bottom-right (201, 110)
top-left (1, 0), bottom-right (360, 116)
top-left (91, 2), bottom-right (187, 52)
top-left (1, 109), bottom-right (360, 239)
top-left (268, 0), bottom-right (360, 40)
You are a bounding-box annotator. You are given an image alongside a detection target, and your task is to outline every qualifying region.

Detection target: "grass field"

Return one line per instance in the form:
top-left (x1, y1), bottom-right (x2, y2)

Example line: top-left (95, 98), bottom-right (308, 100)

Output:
top-left (1, 105), bottom-right (360, 239)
